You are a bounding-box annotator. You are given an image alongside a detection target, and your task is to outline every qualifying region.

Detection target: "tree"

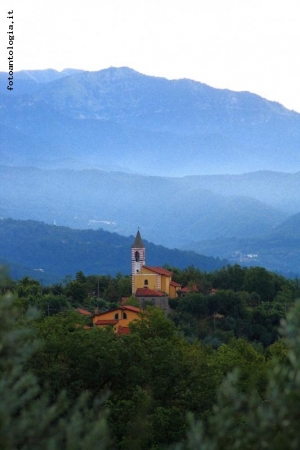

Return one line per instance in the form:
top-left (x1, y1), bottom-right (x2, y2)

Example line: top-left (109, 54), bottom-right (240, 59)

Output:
top-left (212, 265), bottom-right (246, 291)
top-left (243, 266), bottom-right (275, 301)
top-left (0, 289), bottom-right (109, 450)
top-left (175, 300), bottom-right (300, 450)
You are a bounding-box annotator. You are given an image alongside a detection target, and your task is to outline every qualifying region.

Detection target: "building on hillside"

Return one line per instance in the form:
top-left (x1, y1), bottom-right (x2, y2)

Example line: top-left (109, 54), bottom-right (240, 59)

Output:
top-left (180, 284), bottom-right (200, 295)
top-left (76, 308), bottom-right (92, 316)
top-left (92, 305), bottom-right (141, 335)
top-left (131, 230), bottom-right (182, 312)
top-left (135, 287), bottom-right (170, 313)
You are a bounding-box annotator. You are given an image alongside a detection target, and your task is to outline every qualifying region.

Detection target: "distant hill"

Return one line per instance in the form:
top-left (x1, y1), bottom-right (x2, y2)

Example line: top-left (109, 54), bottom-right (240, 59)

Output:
top-left (269, 212), bottom-right (300, 239)
top-left (0, 166), bottom-right (287, 248)
top-left (0, 219), bottom-right (227, 283)
top-left (185, 212), bottom-right (300, 277)
top-left (1, 67), bottom-right (300, 175)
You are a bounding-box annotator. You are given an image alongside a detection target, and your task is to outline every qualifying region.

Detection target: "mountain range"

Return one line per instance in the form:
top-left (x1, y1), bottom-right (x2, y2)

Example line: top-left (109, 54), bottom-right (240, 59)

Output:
top-left (0, 165), bottom-right (288, 247)
top-left (2, 67), bottom-right (300, 175)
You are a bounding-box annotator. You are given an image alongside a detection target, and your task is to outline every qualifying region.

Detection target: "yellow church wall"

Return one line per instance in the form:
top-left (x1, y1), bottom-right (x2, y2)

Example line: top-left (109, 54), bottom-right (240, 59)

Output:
top-left (132, 267), bottom-right (175, 296)
top-left (160, 275), bottom-right (170, 295)
top-left (133, 273), bottom-right (158, 292)
top-left (141, 267), bottom-right (170, 295)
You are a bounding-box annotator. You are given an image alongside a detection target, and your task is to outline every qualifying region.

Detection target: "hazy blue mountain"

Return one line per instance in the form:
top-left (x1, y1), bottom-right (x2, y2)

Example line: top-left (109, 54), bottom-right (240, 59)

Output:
top-left (185, 212), bottom-right (300, 276)
top-left (269, 212), bottom-right (300, 239)
top-left (1, 67), bottom-right (300, 175)
top-left (181, 171), bottom-right (300, 213)
top-left (0, 166), bottom-right (287, 248)
top-left (0, 219), bottom-right (227, 282)
top-left (0, 68), bottom-right (83, 95)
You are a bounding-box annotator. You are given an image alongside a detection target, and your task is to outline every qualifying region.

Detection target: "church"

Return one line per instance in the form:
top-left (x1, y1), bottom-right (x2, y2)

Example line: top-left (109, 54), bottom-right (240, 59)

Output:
top-left (131, 230), bottom-right (181, 311)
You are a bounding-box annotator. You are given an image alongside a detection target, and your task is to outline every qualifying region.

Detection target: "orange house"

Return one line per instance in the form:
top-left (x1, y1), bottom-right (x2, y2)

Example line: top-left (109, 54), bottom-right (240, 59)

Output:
top-left (93, 305), bottom-right (141, 335)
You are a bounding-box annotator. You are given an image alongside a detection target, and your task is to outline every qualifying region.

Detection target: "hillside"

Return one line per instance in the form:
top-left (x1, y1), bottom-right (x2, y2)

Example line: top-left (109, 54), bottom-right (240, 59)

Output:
top-left (0, 166), bottom-right (287, 248)
top-left (186, 212), bottom-right (300, 276)
top-left (0, 219), bottom-right (227, 282)
top-left (1, 67), bottom-right (300, 175)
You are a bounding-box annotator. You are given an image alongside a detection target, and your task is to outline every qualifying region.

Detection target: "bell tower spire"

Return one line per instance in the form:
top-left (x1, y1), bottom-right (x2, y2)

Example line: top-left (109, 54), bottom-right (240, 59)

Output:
top-left (131, 230), bottom-right (146, 293)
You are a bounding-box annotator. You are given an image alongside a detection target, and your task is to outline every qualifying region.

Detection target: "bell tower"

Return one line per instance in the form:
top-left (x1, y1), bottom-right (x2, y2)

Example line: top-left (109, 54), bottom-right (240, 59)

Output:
top-left (131, 230), bottom-right (146, 293)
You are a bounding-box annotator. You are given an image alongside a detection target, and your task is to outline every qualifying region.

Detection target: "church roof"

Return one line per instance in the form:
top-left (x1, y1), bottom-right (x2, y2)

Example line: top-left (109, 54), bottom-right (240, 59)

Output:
top-left (143, 266), bottom-right (173, 276)
top-left (131, 230), bottom-right (144, 248)
top-left (135, 287), bottom-right (165, 297)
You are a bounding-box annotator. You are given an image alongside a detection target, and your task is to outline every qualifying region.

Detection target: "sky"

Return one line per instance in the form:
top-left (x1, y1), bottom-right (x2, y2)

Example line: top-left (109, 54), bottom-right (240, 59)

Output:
top-left (1, 0), bottom-right (300, 112)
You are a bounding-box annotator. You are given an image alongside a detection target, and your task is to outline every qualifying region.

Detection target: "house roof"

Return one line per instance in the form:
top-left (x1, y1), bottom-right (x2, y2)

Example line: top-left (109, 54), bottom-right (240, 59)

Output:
top-left (120, 297), bottom-right (129, 305)
top-left (131, 230), bottom-right (144, 248)
top-left (143, 266), bottom-right (173, 276)
top-left (94, 305), bottom-right (141, 318)
top-left (136, 287), bottom-right (165, 297)
top-left (76, 308), bottom-right (92, 316)
top-left (181, 284), bottom-right (199, 293)
top-left (122, 305), bottom-right (141, 312)
top-left (117, 326), bottom-right (130, 335)
top-left (170, 280), bottom-right (182, 287)
top-left (94, 319), bottom-right (119, 326)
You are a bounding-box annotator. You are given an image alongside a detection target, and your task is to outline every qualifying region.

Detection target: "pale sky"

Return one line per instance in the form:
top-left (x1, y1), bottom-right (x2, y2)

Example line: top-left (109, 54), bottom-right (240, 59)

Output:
top-left (1, 0), bottom-right (300, 112)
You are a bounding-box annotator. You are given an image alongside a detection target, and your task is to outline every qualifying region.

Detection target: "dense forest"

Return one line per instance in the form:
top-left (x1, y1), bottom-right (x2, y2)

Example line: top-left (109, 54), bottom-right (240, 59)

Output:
top-left (0, 218), bottom-right (226, 282)
top-left (1, 263), bottom-right (300, 449)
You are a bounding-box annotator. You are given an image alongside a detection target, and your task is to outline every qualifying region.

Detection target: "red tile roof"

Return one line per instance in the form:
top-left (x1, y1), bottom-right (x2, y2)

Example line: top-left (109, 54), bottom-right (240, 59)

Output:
top-left (117, 326), bottom-right (130, 335)
top-left (170, 280), bottom-right (182, 287)
top-left (76, 308), bottom-right (92, 316)
top-left (120, 297), bottom-right (129, 305)
top-left (143, 266), bottom-right (173, 276)
top-left (122, 305), bottom-right (141, 313)
top-left (181, 284), bottom-right (199, 293)
top-left (94, 305), bottom-right (141, 319)
top-left (94, 319), bottom-right (119, 326)
top-left (136, 287), bottom-right (165, 297)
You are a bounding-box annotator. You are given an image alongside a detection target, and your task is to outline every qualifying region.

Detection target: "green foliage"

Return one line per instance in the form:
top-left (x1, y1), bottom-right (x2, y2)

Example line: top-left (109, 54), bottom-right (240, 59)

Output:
top-left (28, 306), bottom-right (223, 449)
top-left (243, 266), bottom-right (276, 300)
top-left (123, 296), bottom-right (140, 307)
top-left (176, 300), bottom-right (300, 450)
top-left (3, 263), bottom-right (300, 449)
top-left (0, 291), bottom-right (109, 450)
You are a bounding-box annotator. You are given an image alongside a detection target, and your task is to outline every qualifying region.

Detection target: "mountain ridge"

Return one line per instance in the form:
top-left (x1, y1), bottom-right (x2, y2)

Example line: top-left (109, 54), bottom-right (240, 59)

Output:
top-left (2, 67), bottom-right (300, 175)
top-left (0, 165), bottom-right (288, 248)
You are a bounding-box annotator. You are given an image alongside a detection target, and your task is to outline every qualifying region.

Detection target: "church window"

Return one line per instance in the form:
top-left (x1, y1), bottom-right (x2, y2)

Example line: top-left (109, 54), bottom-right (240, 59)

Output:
top-left (115, 313), bottom-right (119, 320)
top-left (144, 279), bottom-right (148, 286)
top-left (123, 312), bottom-right (127, 319)
top-left (135, 251), bottom-right (140, 262)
